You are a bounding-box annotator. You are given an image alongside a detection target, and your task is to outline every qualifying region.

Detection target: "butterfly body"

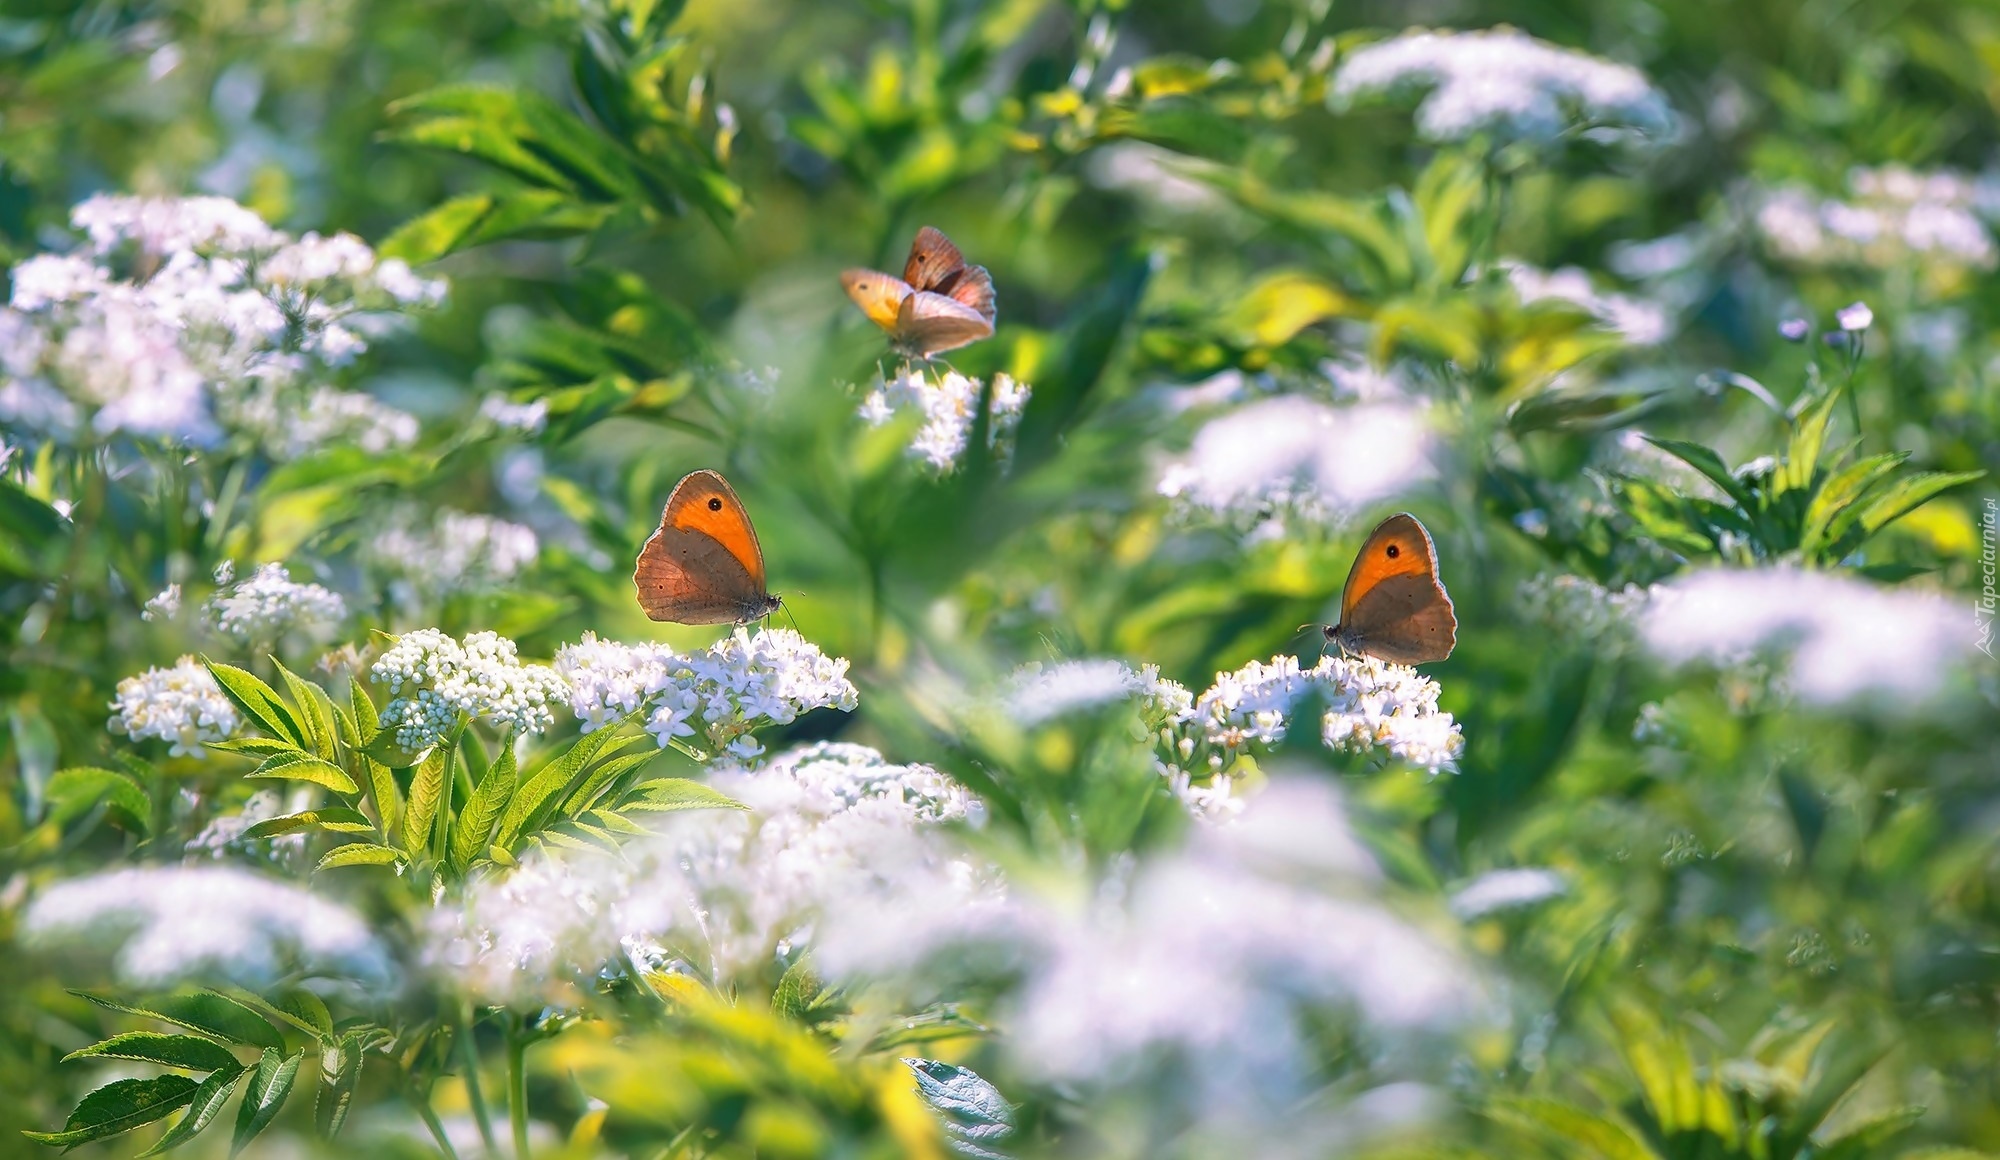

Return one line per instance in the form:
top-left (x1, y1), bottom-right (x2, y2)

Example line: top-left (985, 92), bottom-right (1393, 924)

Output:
top-left (1325, 513), bottom-right (1456, 665)
top-left (634, 470), bottom-right (783, 625)
top-left (842, 226), bottom-right (997, 358)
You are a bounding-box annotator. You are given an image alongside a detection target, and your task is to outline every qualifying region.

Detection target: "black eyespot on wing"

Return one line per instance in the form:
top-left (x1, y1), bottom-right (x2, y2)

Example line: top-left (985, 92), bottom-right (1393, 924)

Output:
top-left (708, 497), bottom-right (723, 511)
top-left (1386, 544), bottom-right (1400, 558)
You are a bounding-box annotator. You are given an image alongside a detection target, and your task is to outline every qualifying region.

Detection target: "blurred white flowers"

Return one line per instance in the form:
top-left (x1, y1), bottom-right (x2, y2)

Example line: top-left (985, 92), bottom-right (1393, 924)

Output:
top-left (0, 193), bottom-right (441, 450)
top-left (1503, 262), bottom-right (1671, 345)
top-left (1450, 867), bottom-right (1568, 919)
top-left (1641, 566), bottom-right (1973, 709)
top-left (859, 365), bottom-right (1030, 473)
top-left (203, 561), bottom-right (346, 643)
top-left (23, 866), bottom-right (391, 987)
top-left (1755, 166), bottom-right (2000, 272)
top-left (108, 655), bottom-right (241, 756)
top-left (478, 392), bottom-right (550, 435)
top-left (556, 628), bottom-right (858, 761)
top-left (371, 629), bottom-right (568, 751)
top-left (363, 507), bottom-right (540, 608)
top-left (1333, 28), bottom-right (1671, 144)
top-left (1159, 396), bottom-right (1435, 534)
top-left (1004, 659), bottom-right (1150, 727)
top-left (431, 742), bottom-right (974, 1004)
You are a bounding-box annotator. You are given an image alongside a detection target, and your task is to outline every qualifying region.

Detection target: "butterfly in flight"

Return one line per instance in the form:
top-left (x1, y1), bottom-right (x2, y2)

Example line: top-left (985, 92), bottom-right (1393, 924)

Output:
top-left (841, 226), bottom-right (997, 358)
top-left (633, 469), bottom-right (783, 625)
top-left (1322, 513), bottom-right (1457, 665)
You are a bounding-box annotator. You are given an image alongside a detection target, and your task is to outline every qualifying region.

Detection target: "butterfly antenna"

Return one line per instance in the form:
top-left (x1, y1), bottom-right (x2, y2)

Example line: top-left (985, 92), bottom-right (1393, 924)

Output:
top-left (782, 601), bottom-right (801, 634)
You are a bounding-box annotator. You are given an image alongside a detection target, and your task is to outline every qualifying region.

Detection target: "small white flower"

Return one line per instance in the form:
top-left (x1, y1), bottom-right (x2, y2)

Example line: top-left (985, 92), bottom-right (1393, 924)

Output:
top-left (203, 562), bottom-right (346, 643)
top-left (858, 365), bottom-right (1031, 473)
top-left (1449, 867), bottom-right (1568, 919)
top-left (23, 866), bottom-right (389, 987)
top-left (371, 629), bottom-right (568, 751)
top-left (363, 507), bottom-right (539, 608)
top-left (478, 392), bottom-right (549, 435)
top-left (141, 583), bottom-right (183, 622)
top-left (108, 656), bottom-right (241, 756)
top-left (1836, 301), bottom-right (1874, 331)
top-left (1332, 28), bottom-right (1671, 144)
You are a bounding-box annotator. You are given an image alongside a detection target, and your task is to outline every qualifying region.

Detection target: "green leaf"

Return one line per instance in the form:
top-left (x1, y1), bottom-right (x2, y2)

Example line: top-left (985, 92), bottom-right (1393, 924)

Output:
top-left (379, 191), bottom-right (617, 264)
top-left (139, 1064), bottom-right (244, 1156)
top-left (1642, 437), bottom-right (1759, 515)
top-left (1802, 451), bottom-right (1909, 556)
top-left (243, 808), bottom-right (376, 839)
top-left (772, 957), bottom-right (841, 1027)
top-left (905, 1058), bottom-right (1015, 1160)
top-left (275, 662), bottom-right (340, 761)
top-left (557, 748), bottom-right (662, 817)
top-left (624, 777), bottom-right (749, 813)
top-left (402, 749), bottom-right (447, 858)
top-left (1485, 1095), bottom-right (1655, 1160)
top-left (450, 734), bottom-right (520, 870)
top-left (230, 1050), bottom-right (301, 1155)
top-left (346, 676), bottom-right (379, 745)
top-left (23, 1076), bottom-right (199, 1148)
top-left (201, 661), bottom-right (308, 748)
top-left (44, 766), bottom-right (150, 833)
top-left (247, 750), bottom-right (359, 796)
top-left (73, 991), bottom-right (285, 1053)
top-left (313, 1033), bottom-right (363, 1139)
top-left (274, 992), bottom-right (334, 1041)
top-left (1778, 386), bottom-right (1842, 496)
top-left (493, 725), bottom-right (641, 851)
top-left (207, 738), bottom-right (302, 758)
top-left (361, 755), bottom-right (402, 845)
top-left (64, 1032), bottom-right (241, 1073)
top-left (315, 843), bottom-right (403, 872)
top-left (1854, 470), bottom-right (1985, 537)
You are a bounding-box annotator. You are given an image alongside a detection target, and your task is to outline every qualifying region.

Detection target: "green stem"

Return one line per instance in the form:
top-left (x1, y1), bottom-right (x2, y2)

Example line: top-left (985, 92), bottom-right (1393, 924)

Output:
top-left (415, 1090), bottom-right (463, 1160)
top-left (458, 998), bottom-right (500, 1156)
top-left (508, 1021), bottom-right (530, 1160)
top-left (206, 457), bottom-right (247, 553)
top-left (432, 720), bottom-right (465, 868)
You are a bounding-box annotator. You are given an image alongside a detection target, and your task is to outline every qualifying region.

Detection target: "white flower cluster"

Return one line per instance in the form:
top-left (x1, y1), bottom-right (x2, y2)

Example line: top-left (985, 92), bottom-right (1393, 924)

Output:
top-left (0, 194), bottom-right (439, 452)
top-left (1158, 396), bottom-right (1435, 537)
top-left (22, 865), bottom-right (390, 987)
top-left (108, 656), bottom-right (241, 757)
top-left (1332, 28), bottom-right (1672, 144)
top-left (431, 742), bottom-right (976, 1004)
top-left (477, 392), bottom-right (550, 435)
top-left (1449, 867), bottom-right (1568, 920)
top-left (555, 628), bottom-right (859, 761)
top-left (1641, 566), bottom-right (1973, 711)
top-left (202, 561), bottom-right (346, 643)
top-left (363, 507), bottom-right (540, 607)
top-left (817, 779), bottom-right (1475, 1110)
top-left (370, 629), bottom-right (568, 752)
top-left (1516, 572), bottom-right (1652, 648)
top-left (1503, 262), bottom-right (1671, 345)
top-left (1755, 165), bottom-right (2000, 271)
top-left (858, 365), bottom-right (1031, 473)
top-left (141, 583), bottom-right (183, 622)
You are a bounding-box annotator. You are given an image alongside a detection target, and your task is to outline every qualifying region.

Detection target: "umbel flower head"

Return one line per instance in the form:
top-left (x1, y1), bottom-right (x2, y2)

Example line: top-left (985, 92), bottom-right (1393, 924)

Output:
top-left (109, 656), bottom-right (241, 756)
top-left (370, 629), bottom-right (568, 752)
top-left (858, 364), bottom-right (1030, 473)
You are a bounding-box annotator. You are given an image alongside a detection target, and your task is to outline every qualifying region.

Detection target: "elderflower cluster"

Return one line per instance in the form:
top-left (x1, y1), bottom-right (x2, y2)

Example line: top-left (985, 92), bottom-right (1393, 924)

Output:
top-left (0, 194), bottom-right (440, 451)
top-left (202, 562), bottom-right (347, 643)
top-left (858, 365), bottom-right (1031, 473)
top-left (1754, 165), bottom-right (2000, 272)
top-left (108, 656), bottom-right (241, 756)
top-left (555, 629), bottom-right (859, 761)
top-left (370, 629), bottom-right (568, 751)
top-left (1158, 396), bottom-right (1434, 537)
top-left (1332, 28), bottom-right (1672, 145)
top-left (1517, 572), bottom-right (1651, 648)
top-left (431, 742), bottom-right (975, 1003)
top-left (362, 507), bottom-right (540, 607)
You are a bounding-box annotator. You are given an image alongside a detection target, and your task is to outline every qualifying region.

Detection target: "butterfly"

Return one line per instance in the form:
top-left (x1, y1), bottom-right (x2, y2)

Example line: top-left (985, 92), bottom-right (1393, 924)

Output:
top-left (633, 469), bottom-right (784, 625)
top-left (841, 226), bottom-right (997, 358)
top-left (1323, 513), bottom-right (1457, 665)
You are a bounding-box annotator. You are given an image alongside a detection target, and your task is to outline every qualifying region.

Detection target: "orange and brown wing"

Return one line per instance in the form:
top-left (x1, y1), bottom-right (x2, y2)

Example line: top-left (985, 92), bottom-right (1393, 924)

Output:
top-left (841, 269), bottom-right (912, 332)
top-left (661, 469), bottom-right (767, 589)
top-left (633, 470), bottom-right (775, 624)
top-left (902, 226), bottom-right (968, 291)
top-left (1334, 513), bottom-right (1456, 664)
top-left (893, 291), bottom-right (996, 357)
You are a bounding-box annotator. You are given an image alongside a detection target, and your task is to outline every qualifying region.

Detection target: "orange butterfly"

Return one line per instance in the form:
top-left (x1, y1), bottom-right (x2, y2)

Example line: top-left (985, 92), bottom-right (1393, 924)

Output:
top-left (1323, 513), bottom-right (1457, 664)
top-left (633, 470), bottom-right (783, 625)
top-left (841, 226), bottom-right (997, 358)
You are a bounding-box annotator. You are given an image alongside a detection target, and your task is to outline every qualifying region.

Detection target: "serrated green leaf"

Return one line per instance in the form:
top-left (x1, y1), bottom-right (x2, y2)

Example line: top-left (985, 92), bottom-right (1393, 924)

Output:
top-left (313, 1033), bottom-right (363, 1139)
top-left (450, 735), bottom-right (519, 870)
top-left (403, 750), bottom-right (446, 858)
top-left (201, 661), bottom-right (307, 748)
top-left (63, 1032), bottom-right (241, 1073)
top-left (315, 843), bottom-right (403, 872)
top-left (346, 676), bottom-right (379, 745)
top-left (1642, 437), bottom-right (1759, 514)
top-left (247, 750), bottom-right (358, 795)
top-left (243, 808), bottom-right (375, 839)
top-left (1485, 1095), bottom-right (1655, 1160)
top-left (557, 748), bottom-right (661, 818)
top-left (139, 1064), bottom-right (244, 1156)
top-left (274, 991), bottom-right (333, 1040)
top-left (1778, 386), bottom-right (1843, 496)
top-left (73, 991), bottom-right (285, 1053)
top-left (44, 766), bottom-right (150, 833)
top-left (230, 1049), bottom-right (301, 1155)
top-left (905, 1058), bottom-right (1014, 1159)
top-left (624, 777), bottom-right (748, 812)
top-left (1802, 451), bottom-right (1909, 556)
top-left (23, 1076), bottom-right (199, 1148)
top-left (1856, 470), bottom-right (1985, 536)
top-left (207, 738), bottom-right (302, 758)
top-left (274, 662), bottom-right (334, 759)
top-left (493, 725), bottom-right (641, 851)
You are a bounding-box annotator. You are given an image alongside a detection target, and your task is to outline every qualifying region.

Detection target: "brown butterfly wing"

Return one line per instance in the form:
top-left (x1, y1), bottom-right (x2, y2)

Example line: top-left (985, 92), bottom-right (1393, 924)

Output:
top-left (1331, 513), bottom-right (1456, 664)
top-left (632, 470), bottom-right (780, 624)
top-left (902, 227), bottom-right (997, 325)
top-left (892, 290), bottom-right (996, 357)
